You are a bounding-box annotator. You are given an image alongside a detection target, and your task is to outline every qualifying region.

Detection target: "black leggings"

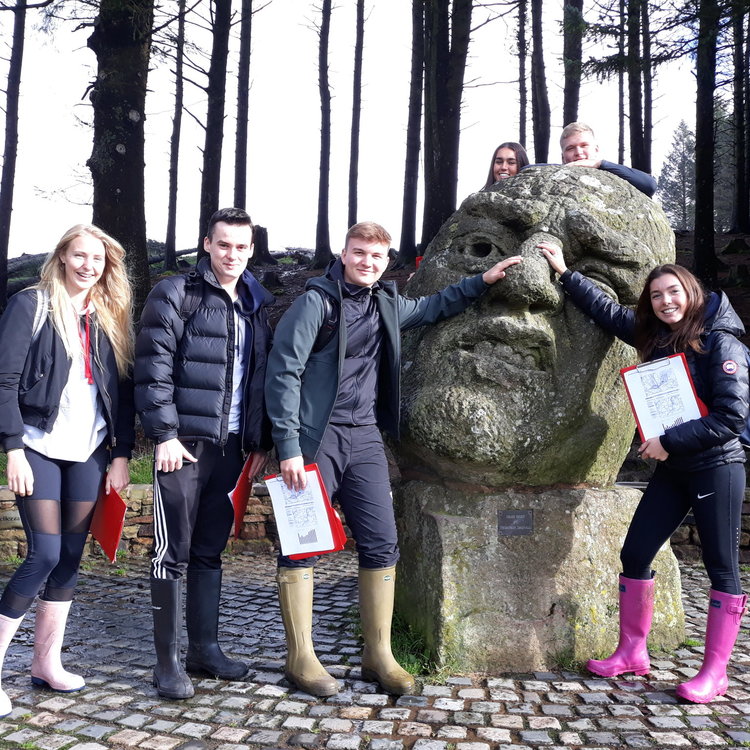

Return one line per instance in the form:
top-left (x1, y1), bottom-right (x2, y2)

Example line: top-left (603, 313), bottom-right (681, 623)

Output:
top-left (0, 444), bottom-right (107, 618)
top-left (621, 462), bottom-right (745, 595)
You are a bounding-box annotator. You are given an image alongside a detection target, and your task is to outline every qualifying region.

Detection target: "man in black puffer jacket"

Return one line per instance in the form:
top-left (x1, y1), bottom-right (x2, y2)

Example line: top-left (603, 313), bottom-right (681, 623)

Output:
top-left (135, 208), bottom-right (274, 699)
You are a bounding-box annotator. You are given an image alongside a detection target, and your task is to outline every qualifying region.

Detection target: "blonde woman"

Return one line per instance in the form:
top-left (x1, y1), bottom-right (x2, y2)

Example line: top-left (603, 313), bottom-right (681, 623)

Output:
top-left (0, 224), bottom-right (134, 715)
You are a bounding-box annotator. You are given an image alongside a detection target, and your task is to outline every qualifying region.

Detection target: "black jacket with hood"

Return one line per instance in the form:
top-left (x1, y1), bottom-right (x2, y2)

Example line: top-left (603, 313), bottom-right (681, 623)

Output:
top-left (135, 257), bottom-right (275, 453)
top-left (560, 269), bottom-right (748, 472)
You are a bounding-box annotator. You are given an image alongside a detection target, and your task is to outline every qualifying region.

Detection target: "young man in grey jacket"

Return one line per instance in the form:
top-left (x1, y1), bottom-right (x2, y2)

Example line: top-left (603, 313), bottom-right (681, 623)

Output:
top-left (265, 221), bottom-right (521, 696)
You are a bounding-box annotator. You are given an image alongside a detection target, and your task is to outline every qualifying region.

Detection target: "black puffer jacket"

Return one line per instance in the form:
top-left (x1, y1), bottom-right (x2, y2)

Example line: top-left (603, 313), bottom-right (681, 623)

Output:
top-left (560, 270), bottom-right (748, 472)
top-left (0, 288), bottom-right (135, 457)
top-left (134, 258), bottom-right (275, 452)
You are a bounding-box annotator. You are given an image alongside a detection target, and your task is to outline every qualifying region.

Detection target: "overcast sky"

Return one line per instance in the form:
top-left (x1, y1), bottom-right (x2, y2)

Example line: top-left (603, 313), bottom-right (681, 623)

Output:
top-left (7, 1), bottom-right (695, 258)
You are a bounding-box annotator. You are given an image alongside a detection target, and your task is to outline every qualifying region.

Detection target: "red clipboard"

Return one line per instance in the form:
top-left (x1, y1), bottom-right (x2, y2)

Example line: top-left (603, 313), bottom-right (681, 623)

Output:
top-left (621, 353), bottom-right (708, 441)
top-left (90, 485), bottom-right (126, 563)
top-left (264, 463), bottom-right (347, 559)
top-left (229, 454), bottom-right (256, 539)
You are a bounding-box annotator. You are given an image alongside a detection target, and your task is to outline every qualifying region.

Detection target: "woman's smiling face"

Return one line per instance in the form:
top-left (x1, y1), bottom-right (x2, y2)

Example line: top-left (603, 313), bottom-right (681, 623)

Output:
top-left (649, 273), bottom-right (687, 329)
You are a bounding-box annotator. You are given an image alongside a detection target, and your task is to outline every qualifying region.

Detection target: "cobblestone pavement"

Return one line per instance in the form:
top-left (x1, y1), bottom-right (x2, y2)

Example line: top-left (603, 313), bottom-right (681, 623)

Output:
top-left (1, 550), bottom-right (750, 749)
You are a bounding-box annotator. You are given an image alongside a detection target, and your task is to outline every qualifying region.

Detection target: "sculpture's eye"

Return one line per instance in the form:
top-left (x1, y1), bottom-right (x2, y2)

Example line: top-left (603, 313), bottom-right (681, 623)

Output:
top-left (586, 271), bottom-right (619, 302)
top-left (468, 242), bottom-right (493, 258)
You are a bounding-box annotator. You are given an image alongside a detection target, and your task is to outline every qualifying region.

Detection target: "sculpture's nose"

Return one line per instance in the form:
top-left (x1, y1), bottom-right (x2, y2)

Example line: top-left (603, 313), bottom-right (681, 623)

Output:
top-left (485, 232), bottom-right (563, 313)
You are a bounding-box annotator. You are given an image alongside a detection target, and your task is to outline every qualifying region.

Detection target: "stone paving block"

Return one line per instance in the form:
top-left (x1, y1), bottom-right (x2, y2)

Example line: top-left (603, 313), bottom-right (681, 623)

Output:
top-left (247, 729), bottom-right (285, 745)
top-left (378, 708), bottom-right (411, 721)
top-left (446, 678), bottom-right (472, 686)
top-left (598, 718), bottom-right (646, 731)
top-left (116, 713), bottom-right (152, 728)
top-left (34, 735), bottom-right (78, 750)
top-left (310, 705), bottom-right (337, 717)
top-left (455, 743), bottom-right (490, 750)
top-left (689, 730), bottom-right (728, 746)
top-left (66, 743), bottom-right (109, 750)
top-left (469, 701), bottom-right (501, 713)
top-left (368, 741), bottom-right (402, 750)
top-left (28, 711), bottom-right (66, 728)
top-left (319, 718), bottom-right (354, 732)
top-left (519, 730), bottom-right (553, 744)
top-left (437, 725), bottom-right (467, 739)
top-left (173, 722), bottom-right (213, 738)
top-left (648, 731), bottom-right (693, 745)
top-left (356, 694), bottom-right (389, 707)
top-left (214, 745), bottom-right (250, 750)
top-left (609, 705), bottom-right (645, 716)
top-left (725, 730), bottom-right (750, 743)
top-left (394, 695), bottom-right (428, 708)
top-left (585, 732), bottom-right (623, 745)
top-left (541, 704), bottom-right (573, 717)
top-left (282, 716), bottom-right (317, 730)
top-left (326, 733), bottom-right (362, 750)
top-left (476, 727), bottom-right (511, 742)
top-left (488, 689), bottom-right (519, 701)
top-left (580, 692), bottom-right (613, 704)
top-left (211, 727), bottom-right (251, 742)
top-left (340, 707), bottom-right (372, 720)
top-left (411, 741), bottom-right (448, 750)
top-left (37, 696), bottom-right (78, 711)
top-left (432, 698), bottom-right (464, 711)
top-left (288, 732), bottom-right (323, 748)
top-left (106, 729), bottom-right (151, 746)
top-left (456, 689), bottom-right (485, 699)
top-left (487, 678), bottom-right (515, 689)
top-left (245, 713), bottom-right (283, 729)
top-left (5, 727), bottom-right (43, 743)
top-left (421, 686), bottom-right (452, 697)
top-left (528, 717), bottom-right (561, 729)
top-left (489, 715), bottom-right (524, 729)
top-left (416, 710), bottom-right (448, 724)
top-left (276, 700), bottom-right (309, 714)
top-left (558, 732), bottom-right (581, 745)
top-left (78, 724), bottom-right (117, 739)
top-left (362, 720), bottom-right (395, 734)
top-left (622, 736), bottom-right (652, 748)
top-left (397, 722), bottom-right (432, 737)
top-left (139, 734), bottom-right (184, 749)
top-left (453, 712), bottom-right (484, 726)
top-left (54, 719), bottom-right (88, 732)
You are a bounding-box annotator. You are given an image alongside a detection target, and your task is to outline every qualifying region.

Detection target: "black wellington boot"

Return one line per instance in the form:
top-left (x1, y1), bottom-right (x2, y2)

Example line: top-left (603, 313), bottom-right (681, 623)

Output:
top-left (151, 578), bottom-right (194, 700)
top-left (185, 569), bottom-right (248, 679)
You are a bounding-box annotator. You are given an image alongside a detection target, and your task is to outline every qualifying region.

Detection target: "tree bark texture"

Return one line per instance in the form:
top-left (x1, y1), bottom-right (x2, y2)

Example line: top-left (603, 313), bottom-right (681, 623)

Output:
top-left (732, 3), bottom-right (748, 232)
top-left (196, 0), bottom-right (232, 258)
top-left (420, 0), bottom-right (472, 248)
top-left (530, 0), bottom-right (550, 162)
top-left (88, 0), bottom-right (154, 316)
top-left (347, 0), bottom-right (364, 228)
top-left (518, 0), bottom-right (528, 147)
top-left (626, 0), bottom-right (646, 170)
top-left (693, 0), bottom-right (720, 285)
top-left (165, 0), bottom-right (186, 273)
top-left (397, 0), bottom-right (424, 263)
top-left (0, 0), bottom-right (26, 310)
top-left (617, 0), bottom-right (625, 164)
top-left (641, 0), bottom-right (652, 173)
top-left (250, 225), bottom-right (277, 265)
top-left (234, 0), bottom-right (253, 209)
top-left (312, 0), bottom-right (334, 268)
top-left (562, 0), bottom-right (583, 126)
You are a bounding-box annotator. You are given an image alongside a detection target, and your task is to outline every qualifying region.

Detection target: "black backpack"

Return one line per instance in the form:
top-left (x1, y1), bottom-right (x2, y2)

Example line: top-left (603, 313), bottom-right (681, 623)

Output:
top-left (311, 288), bottom-right (339, 353)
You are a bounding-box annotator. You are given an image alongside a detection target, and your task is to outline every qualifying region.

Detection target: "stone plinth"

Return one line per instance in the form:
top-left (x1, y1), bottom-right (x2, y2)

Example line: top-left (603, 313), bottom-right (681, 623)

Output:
top-left (394, 480), bottom-right (684, 672)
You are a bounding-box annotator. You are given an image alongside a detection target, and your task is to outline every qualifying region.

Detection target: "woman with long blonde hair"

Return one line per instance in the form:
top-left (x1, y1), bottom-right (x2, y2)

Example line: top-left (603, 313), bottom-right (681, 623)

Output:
top-left (0, 224), bottom-right (135, 715)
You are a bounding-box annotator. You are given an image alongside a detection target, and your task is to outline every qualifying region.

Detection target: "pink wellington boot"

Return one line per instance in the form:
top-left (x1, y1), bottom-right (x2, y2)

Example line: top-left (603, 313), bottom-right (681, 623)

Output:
top-left (676, 590), bottom-right (747, 703)
top-left (587, 575), bottom-right (654, 678)
top-left (0, 613), bottom-right (24, 716)
top-left (30, 600), bottom-right (85, 692)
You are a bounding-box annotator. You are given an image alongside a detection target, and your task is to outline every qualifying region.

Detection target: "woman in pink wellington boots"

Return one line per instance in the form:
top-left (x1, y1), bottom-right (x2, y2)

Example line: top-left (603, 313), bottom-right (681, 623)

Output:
top-left (542, 242), bottom-right (748, 704)
top-left (0, 225), bottom-right (134, 716)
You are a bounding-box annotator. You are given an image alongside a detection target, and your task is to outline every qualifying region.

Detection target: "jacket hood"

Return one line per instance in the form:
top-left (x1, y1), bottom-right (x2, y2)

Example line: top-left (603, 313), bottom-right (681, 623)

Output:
top-left (705, 290), bottom-right (745, 339)
top-left (196, 256), bottom-right (275, 314)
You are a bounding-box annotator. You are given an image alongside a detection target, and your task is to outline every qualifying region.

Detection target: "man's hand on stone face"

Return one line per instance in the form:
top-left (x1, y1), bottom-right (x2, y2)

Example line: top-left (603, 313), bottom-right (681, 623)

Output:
top-left (482, 255), bottom-right (523, 285)
top-left (567, 157), bottom-right (602, 169)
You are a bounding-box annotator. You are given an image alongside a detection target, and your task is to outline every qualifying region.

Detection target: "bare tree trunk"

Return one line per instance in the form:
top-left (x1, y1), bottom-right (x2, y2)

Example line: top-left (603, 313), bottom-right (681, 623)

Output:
top-left (731, 3), bottom-right (748, 232)
top-left (312, 0), bottom-right (334, 268)
top-left (693, 0), bottom-right (720, 286)
top-left (618, 0), bottom-right (625, 164)
top-left (562, 0), bottom-right (583, 126)
top-left (88, 0), bottom-right (154, 316)
top-left (627, 0), bottom-right (646, 170)
top-left (745, 11), bottom-right (750, 229)
top-left (0, 0), bottom-right (26, 310)
top-left (196, 0), bottom-right (232, 259)
top-left (164, 0), bottom-right (186, 273)
top-left (641, 0), bottom-right (652, 173)
top-left (397, 0), bottom-right (424, 264)
top-left (518, 0), bottom-right (528, 146)
top-left (347, 0), bottom-right (364, 228)
top-left (250, 225), bottom-right (277, 265)
top-left (234, 0), bottom-right (253, 209)
top-left (420, 0), bottom-right (473, 247)
top-left (530, 0), bottom-right (550, 162)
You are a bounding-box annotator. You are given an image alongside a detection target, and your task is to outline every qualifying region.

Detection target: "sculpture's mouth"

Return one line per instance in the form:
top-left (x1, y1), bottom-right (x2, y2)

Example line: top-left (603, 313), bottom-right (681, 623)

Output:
top-left (455, 315), bottom-right (555, 373)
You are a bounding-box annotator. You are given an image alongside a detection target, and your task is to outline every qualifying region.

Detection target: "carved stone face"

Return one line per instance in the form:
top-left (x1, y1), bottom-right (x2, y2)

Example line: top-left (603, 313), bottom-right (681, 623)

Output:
top-left (399, 166), bottom-right (675, 486)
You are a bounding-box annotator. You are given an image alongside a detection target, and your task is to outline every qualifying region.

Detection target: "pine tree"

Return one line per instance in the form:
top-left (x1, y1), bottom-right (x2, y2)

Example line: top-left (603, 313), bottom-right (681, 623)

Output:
top-left (657, 121), bottom-right (696, 231)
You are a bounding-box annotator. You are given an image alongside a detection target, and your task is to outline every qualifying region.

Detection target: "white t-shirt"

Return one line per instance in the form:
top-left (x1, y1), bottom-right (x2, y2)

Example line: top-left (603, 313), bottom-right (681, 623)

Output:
top-left (227, 304), bottom-right (247, 434)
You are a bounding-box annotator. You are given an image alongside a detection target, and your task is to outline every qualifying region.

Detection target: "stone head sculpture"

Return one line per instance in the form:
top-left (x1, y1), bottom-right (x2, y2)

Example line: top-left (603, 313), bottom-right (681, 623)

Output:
top-left (400, 165), bottom-right (675, 486)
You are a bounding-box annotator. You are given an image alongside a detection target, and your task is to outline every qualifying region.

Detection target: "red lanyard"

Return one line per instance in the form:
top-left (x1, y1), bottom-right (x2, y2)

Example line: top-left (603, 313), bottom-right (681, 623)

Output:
top-left (78, 308), bottom-right (94, 384)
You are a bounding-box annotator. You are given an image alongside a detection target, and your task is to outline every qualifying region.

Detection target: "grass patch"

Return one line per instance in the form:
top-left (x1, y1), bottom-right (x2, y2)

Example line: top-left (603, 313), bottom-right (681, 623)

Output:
top-left (278, 256), bottom-right (296, 265)
top-left (682, 637), bottom-right (702, 647)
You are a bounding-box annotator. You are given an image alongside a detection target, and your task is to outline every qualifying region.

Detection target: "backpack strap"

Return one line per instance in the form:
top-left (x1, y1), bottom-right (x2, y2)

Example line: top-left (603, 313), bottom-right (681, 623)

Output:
top-left (179, 270), bottom-right (203, 323)
top-left (310, 287), bottom-right (339, 353)
top-left (31, 289), bottom-right (49, 342)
